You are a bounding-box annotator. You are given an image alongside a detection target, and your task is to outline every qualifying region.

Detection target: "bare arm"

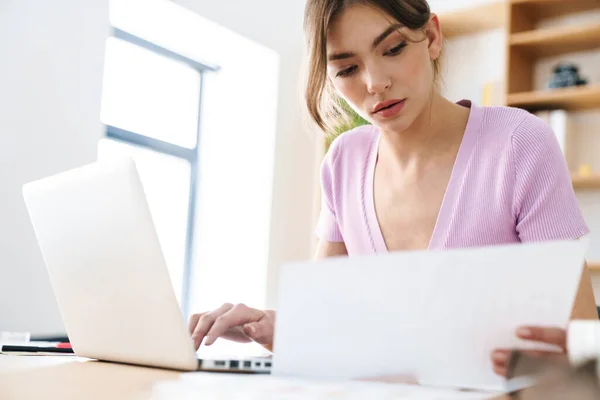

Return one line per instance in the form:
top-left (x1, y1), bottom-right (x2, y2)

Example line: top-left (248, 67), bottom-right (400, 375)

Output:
top-left (314, 239), bottom-right (348, 260)
top-left (571, 262), bottom-right (598, 320)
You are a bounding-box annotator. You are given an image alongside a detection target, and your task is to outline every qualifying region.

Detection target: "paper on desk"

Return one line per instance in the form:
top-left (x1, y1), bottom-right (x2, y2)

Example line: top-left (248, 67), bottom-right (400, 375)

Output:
top-left (272, 240), bottom-right (587, 392)
top-left (152, 373), bottom-right (501, 399)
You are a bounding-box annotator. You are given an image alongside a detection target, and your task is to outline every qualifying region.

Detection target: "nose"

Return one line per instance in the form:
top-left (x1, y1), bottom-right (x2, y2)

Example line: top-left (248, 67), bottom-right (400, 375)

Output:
top-left (364, 66), bottom-right (391, 95)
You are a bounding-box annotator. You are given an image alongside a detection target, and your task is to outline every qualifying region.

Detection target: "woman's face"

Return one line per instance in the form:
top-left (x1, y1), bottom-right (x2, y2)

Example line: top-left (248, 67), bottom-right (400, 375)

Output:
top-left (326, 4), bottom-right (442, 133)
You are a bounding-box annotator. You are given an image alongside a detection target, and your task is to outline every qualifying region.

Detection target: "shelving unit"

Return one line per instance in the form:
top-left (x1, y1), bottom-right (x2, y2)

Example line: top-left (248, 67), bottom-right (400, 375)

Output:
top-left (505, 0), bottom-right (600, 196)
top-left (589, 262), bottom-right (600, 272)
top-left (506, 0), bottom-right (600, 94)
top-left (572, 175), bottom-right (600, 190)
top-left (510, 23), bottom-right (600, 58)
top-left (507, 85), bottom-right (600, 111)
top-left (502, 0), bottom-right (600, 270)
top-left (509, 0), bottom-right (600, 21)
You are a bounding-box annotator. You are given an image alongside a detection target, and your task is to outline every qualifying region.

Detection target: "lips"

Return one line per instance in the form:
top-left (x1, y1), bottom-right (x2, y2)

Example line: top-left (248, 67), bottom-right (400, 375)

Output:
top-left (372, 99), bottom-right (405, 114)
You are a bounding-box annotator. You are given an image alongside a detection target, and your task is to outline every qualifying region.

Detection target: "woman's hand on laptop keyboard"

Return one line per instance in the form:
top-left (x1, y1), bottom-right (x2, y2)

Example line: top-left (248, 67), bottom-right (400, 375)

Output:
top-left (188, 303), bottom-right (275, 352)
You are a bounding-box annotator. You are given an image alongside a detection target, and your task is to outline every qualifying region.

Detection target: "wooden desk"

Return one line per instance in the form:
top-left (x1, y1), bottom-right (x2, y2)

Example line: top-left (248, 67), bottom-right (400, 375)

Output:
top-left (0, 355), bottom-right (512, 399)
top-left (0, 355), bottom-right (182, 400)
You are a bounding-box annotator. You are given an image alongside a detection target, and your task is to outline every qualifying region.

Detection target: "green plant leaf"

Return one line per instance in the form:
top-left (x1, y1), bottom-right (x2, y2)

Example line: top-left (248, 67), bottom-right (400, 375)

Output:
top-left (325, 100), bottom-right (370, 152)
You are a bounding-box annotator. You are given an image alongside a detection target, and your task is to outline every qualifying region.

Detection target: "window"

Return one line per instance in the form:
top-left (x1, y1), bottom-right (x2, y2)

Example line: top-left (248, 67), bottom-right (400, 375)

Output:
top-left (98, 28), bottom-right (217, 316)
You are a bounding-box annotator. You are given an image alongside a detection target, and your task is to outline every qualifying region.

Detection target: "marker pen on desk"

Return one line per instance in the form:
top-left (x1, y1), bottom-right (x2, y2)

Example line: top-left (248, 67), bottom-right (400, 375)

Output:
top-left (0, 345), bottom-right (74, 354)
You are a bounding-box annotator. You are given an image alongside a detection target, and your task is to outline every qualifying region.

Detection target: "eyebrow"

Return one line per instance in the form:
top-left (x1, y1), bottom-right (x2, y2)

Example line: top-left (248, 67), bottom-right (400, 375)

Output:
top-left (327, 23), bottom-right (404, 62)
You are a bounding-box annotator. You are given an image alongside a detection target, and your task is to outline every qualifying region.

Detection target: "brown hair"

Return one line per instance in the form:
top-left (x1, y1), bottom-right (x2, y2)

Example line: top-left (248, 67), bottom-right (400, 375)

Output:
top-left (303, 0), bottom-right (440, 133)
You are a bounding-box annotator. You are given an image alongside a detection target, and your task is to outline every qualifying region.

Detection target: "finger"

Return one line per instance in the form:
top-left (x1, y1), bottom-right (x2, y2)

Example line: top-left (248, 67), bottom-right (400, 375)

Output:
top-left (517, 327), bottom-right (567, 350)
top-left (493, 364), bottom-right (507, 377)
top-left (491, 350), bottom-right (510, 365)
top-left (493, 359), bottom-right (507, 375)
top-left (191, 303), bottom-right (233, 350)
top-left (205, 304), bottom-right (264, 346)
top-left (242, 321), bottom-right (272, 345)
top-left (244, 320), bottom-right (273, 345)
top-left (188, 313), bottom-right (204, 335)
top-left (243, 310), bottom-right (275, 346)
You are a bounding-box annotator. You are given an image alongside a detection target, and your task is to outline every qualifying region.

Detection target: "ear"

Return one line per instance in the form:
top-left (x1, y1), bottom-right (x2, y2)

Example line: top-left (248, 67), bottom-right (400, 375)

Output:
top-left (426, 14), bottom-right (443, 61)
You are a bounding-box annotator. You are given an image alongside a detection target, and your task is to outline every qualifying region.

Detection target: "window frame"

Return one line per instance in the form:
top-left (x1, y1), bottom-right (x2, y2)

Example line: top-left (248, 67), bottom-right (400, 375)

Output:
top-left (104, 27), bottom-right (219, 318)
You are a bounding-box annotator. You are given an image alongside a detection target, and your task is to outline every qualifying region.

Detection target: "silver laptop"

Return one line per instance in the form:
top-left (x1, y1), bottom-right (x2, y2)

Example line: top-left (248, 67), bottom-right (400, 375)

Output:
top-left (22, 157), bottom-right (271, 373)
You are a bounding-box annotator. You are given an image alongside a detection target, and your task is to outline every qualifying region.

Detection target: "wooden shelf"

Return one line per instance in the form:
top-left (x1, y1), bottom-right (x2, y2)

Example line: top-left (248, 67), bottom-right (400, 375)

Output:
top-left (572, 175), bottom-right (600, 190)
top-left (510, 23), bottom-right (600, 58)
top-left (507, 85), bottom-right (600, 111)
top-left (588, 262), bottom-right (600, 272)
top-left (441, 0), bottom-right (600, 38)
top-left (510, 0), bottom-right (600, 20)
top-left (441, 1), bottom-right (507, 39)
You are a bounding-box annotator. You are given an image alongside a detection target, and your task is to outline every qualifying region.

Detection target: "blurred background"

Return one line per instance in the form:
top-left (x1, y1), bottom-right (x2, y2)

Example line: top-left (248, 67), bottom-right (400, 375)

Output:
top-left (0, 0), bottom-right (599, 354)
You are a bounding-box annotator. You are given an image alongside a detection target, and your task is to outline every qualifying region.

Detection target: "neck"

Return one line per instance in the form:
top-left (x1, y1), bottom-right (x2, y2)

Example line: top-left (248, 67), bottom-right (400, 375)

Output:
top-left (377, 92), bottom-right (470, 170)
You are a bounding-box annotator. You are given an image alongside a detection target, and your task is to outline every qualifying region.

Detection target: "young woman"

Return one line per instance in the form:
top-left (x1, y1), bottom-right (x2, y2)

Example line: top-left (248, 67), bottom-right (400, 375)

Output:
top-left (188, 0), bottom-right (598, 377)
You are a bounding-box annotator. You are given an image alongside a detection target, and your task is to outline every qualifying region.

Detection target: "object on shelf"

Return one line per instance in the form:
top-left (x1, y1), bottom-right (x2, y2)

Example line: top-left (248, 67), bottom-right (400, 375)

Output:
top-left (535, 110), bottom-right (570, 157)
top-left (548, 63), bottom-right (589, 89)
top-left (482, 82), bottom-right (494, 106)
top-left (481, 81), bottom-right (503, 106)
top-left (579, 164), bottom-right (592, 178)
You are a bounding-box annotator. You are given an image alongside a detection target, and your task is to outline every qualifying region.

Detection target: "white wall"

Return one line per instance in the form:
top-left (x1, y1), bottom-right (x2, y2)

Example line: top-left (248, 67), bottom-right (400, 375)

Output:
top-left (442, 29), bottom-right (507, 105)
top-left (0, 1), bottom-right (109, 334)
top-left (173, 0), bottom-right (318, 309)
top-left (0, 0), bottom-right (285, 336)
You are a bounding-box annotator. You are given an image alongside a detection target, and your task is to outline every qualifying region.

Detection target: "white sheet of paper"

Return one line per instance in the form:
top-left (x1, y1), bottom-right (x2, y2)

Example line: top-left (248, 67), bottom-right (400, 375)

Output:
top-left (272, 240), bottom-right (587, 391)
top-left (153, 373), bottom-right (501, 399)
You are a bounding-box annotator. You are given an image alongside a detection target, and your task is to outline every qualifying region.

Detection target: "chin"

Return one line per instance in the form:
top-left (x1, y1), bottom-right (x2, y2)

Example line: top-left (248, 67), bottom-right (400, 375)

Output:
top-left (376, 115), bottom-right (414, 134)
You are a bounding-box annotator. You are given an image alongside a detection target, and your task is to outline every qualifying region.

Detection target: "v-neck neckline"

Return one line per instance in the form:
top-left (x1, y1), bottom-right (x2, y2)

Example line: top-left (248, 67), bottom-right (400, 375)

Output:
top-left (363, 100), bottom-right (483, 253)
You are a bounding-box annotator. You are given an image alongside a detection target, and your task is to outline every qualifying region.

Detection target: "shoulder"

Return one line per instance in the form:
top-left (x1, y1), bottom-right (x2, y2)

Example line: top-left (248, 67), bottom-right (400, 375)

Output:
top-left (478, 105), bottom-right (536, 139)
top-left (479, 105), bottom-right (553, 139)
top-left (322, 124), bottom-right (377, 171)
top-left (477, 105), bottom-right (558, 154)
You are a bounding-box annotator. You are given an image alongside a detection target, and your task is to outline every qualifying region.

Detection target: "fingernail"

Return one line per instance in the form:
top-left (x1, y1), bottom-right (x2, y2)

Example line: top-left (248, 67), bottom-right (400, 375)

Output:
top-left (493, 352), bottom-right (508, 363)
top-left (245, 325), bottom-right (256, 335)
top-left (517, 328), bottom-right (532, 338)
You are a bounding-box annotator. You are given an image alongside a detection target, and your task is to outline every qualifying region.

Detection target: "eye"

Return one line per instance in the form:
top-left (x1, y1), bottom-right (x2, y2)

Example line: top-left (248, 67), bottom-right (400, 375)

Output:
top-left (336, 65), bottom-right (358, 78)
top-left (384, 42), bottom-right (407, 56)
